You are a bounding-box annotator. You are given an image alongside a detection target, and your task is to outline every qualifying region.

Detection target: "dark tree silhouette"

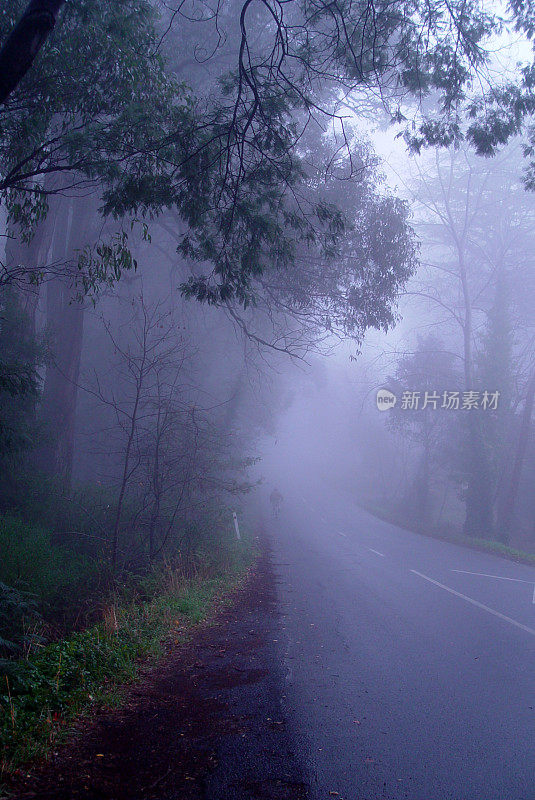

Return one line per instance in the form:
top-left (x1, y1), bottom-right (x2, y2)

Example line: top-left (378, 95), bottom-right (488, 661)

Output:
top-left (0, 0), bottom-right (66, 105)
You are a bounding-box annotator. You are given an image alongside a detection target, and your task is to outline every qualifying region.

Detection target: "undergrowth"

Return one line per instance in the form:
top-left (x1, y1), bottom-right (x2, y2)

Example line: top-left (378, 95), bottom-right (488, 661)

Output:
top-left (0, 514), bottom-right (106, 651)
top-left (0, 539), bottom-right (257, 779)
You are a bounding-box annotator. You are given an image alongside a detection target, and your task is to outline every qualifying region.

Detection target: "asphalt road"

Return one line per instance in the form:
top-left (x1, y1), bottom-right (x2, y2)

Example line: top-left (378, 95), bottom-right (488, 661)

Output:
top-left (269, 490), bottom-right (535, 800)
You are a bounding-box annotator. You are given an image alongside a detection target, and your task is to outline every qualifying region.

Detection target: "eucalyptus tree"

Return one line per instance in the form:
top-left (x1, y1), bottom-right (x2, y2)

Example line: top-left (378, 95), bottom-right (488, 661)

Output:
top-left (3, 0), bottom-right (535, 312)
top-left (400, 144), bottom-right (535, 539)
top-left (156, 126), bottom-right (417, 358)
top-left (0, 0), bottom-right (198, 484)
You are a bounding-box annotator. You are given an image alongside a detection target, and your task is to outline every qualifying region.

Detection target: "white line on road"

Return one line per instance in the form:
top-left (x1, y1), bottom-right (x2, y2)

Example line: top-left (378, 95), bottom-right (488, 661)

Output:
top-left (451, 570), bottom-right (535, 604)
top-left (451, 569), bottom-right (535, 584)
top-left (338, 532), bottom-right (347, 538)
top-left (411, 570), bottom-right (535, 637)
top-left (368, 548), bottom-right (385, 557)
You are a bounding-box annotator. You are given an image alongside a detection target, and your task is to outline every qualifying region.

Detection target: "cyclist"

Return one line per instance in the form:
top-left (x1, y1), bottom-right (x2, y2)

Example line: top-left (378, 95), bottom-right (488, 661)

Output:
top-left (270, 488), bottom-right (283, 517)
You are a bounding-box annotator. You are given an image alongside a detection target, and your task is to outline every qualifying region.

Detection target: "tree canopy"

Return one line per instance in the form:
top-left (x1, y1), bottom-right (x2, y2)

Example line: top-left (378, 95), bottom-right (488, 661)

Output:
top-left (3, 0), bottom-right (535, 312)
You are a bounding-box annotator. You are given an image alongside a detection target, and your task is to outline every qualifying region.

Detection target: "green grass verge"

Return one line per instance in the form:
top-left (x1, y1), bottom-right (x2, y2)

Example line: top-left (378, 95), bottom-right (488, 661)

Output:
top-left (358, 500), bottom-right (535, 567)
top-left (0, 541), bottom-right (256, 780)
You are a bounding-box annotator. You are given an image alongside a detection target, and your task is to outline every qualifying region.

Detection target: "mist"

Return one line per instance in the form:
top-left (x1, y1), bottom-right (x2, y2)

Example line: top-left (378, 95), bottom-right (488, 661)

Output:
top-left (1, 2), bottom-right (534, 798)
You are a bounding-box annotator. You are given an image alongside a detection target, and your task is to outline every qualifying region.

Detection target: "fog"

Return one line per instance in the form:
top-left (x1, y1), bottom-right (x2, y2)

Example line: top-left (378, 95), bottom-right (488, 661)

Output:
top-left (1, 1), bottom-right (535, 797)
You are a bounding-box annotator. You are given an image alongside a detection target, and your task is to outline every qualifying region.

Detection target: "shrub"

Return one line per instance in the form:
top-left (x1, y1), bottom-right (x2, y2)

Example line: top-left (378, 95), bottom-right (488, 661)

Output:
top-left (0, 514), bottom-right (106, 639)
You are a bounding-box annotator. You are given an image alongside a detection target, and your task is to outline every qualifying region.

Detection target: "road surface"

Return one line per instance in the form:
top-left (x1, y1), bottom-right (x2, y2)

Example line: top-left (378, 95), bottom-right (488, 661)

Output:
top-left (270, 490), bottom-right (535, 800)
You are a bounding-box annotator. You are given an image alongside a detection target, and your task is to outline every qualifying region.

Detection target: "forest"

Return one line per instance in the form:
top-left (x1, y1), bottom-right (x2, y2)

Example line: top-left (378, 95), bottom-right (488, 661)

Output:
top-left (310, 142), bottom-right (535, 557)
top-left (1, 0), bottom-right (535, 786)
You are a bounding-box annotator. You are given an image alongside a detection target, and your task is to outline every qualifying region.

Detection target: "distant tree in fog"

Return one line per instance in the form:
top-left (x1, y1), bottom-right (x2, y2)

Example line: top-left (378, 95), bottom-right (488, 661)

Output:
top-left (389, 335), bottom-right (459, 531)
top-left (498, 361), bottom-right (535, 541)
top-left (401, 146), bottom-right (535, 541)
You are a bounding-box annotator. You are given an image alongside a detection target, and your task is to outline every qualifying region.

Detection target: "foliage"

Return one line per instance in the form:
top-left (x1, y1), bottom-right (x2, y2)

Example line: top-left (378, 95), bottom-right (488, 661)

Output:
top-left (0, 538), bottom-right (254, 773)
top-left (2, 0), bottom-right (526, 313)
top-left (0, 582), bottom-right (39, 659)
top-left (0, 498), bottom-right (253, 647)
top-left (0, 1), bottom-right (190, 205)
top-left (0, 0), bottom-right (195, 294)
top-left (0, 290), bottom-right (42, 457)
top-left (0, 515), bottom-right (104, 641)
top-left (250, 134), bottom-right (418, 345)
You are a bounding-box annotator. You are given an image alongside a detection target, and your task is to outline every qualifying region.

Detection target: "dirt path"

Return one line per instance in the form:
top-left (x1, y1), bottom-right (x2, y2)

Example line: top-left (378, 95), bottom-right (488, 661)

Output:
top-left (7, 548), bottom-right (308, 800)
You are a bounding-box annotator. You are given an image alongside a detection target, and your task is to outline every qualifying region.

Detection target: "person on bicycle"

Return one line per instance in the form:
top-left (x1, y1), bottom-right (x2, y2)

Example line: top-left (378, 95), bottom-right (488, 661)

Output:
top-left (270, 488), bottom-right (283, 516)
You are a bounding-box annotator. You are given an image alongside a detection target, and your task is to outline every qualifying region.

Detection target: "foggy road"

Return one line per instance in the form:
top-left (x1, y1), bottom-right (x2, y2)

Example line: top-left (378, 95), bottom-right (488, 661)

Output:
top-left (270, 490), bottom-right (535, 800)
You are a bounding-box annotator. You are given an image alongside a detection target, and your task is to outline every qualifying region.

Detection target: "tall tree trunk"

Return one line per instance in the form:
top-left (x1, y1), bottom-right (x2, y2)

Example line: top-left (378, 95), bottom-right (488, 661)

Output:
top-left (0, 0), bottom-right (66, 105)
top-left (458, 250), bottom-right (494, 538)
top-left (415, 444), bottom-right (430, 533)
top-left (148, 413), bottom-right (163, 566)
top-left (463, 413), bottom-right (494, 538)
top-left (111, 358), bottom-right (145, 573)
top-left (37, 195), bottom-right (93, 488)
top-left (497, 367), bottom-right (535, 542)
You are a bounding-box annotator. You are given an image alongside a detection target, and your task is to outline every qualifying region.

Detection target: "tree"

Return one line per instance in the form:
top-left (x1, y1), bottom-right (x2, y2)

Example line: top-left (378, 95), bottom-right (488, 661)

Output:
top-left (0, 0), bottom-right (196, 275)
top-left (498, 363), bottom-right (535, 541)
top-left (399, 145), bottom-right (535, 538)
top-left (389, 335), bottom-right (459, 530)
top-left (95, 299), bottom-right (179, 572)
top-left (5, 0), bottom-right (533, 542)
top-left (0, 0), bottom-right (194, 485)
top-left (86, 296), bottom-right (252, 571)
top-left (0, 0), bottom-right (66, 106)
top-left (164, 128), bottom-right (417, 356)
top-left (35, 195), bottom-right (99, 486)
top-left (2, 0), bottom-right (533, 306)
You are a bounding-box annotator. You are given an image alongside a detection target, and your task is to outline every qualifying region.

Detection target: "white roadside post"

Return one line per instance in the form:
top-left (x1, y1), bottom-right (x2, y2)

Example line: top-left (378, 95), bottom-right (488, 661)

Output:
top-left (232, 510), bottom-right (241, 541)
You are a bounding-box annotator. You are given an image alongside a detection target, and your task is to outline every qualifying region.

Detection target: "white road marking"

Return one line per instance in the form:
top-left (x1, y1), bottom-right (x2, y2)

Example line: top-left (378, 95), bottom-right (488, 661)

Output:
top-left (338, 532), bottom-right (347, 538)
top-left (368, 548), bottom-right (385, 557)
top-left (451, 569), bottom-right (535, 584)
top-left (411, 570), bottom-right (535, 637)
top-left (451, 569), bottom-right (535, 604)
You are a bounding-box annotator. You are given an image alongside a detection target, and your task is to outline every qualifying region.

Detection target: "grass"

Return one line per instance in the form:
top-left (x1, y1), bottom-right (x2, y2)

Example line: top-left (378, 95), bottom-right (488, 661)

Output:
top-left (0, 539), bottom-right (257, 781)
top-left (358, 499), bottom-right (535, 566)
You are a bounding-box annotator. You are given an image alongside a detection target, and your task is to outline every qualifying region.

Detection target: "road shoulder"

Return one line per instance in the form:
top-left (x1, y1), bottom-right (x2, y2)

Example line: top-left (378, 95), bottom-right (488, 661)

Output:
top-left (5, 545), bottom-right (308, 800)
